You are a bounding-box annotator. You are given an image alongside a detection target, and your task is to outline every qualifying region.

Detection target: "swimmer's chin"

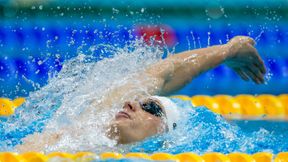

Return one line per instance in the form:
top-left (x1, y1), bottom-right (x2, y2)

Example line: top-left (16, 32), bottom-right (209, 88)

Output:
top-left (105, 123), bottom-right (124, 144)
top-left (106, 121), bottom-right (136, 144)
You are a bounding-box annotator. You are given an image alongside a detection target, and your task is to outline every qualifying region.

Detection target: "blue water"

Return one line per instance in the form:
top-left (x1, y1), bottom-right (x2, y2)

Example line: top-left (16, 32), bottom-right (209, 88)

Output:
top-left (0, 41), bottom-right (287, 155)
top-left (1, 20), bottom-right (288, 98)
top-left (1, 97), bottom-right (288, 155)
top-left (130, 99), bottom-right (288, 154)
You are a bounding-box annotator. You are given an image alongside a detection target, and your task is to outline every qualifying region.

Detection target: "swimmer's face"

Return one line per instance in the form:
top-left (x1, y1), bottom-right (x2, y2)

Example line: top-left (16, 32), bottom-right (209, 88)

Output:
top-left (107, 97), bottom-right (167, 144)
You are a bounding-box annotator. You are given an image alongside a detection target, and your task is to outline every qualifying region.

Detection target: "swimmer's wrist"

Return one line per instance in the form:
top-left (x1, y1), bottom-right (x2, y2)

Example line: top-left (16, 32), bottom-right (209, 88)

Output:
top-left (222, 42), bottom-right (237, 61)
top-left (217, 44), bottom-right (233, 62)
top-left (224, 36), bottom-right (254, 60)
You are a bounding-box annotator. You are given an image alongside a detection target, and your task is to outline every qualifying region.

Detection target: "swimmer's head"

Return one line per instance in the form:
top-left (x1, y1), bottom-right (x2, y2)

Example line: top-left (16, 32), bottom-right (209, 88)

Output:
top-left (107, 96), bottom-right (179, 144)
top-left (150, 96), bottom-right (180, 131)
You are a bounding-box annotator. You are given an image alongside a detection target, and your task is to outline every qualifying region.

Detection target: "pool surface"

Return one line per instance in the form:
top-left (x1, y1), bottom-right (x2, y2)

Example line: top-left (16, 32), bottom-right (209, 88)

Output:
top-left (1, 1), bottom-right (288, 161)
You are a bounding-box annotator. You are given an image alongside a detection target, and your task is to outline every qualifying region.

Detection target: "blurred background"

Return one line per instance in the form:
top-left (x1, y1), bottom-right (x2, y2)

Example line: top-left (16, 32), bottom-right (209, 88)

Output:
top-left (0, 0), bottom-right (287, 98)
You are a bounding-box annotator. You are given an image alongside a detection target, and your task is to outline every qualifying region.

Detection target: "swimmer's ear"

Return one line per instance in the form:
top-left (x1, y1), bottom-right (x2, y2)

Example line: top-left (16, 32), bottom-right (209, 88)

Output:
top-left (173, 123), bottom-right (177, 130)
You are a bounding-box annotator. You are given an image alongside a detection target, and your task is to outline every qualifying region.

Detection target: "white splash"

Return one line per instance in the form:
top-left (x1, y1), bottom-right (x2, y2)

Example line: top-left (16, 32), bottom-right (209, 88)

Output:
top-left (5, 39), bottom-right (164, 153)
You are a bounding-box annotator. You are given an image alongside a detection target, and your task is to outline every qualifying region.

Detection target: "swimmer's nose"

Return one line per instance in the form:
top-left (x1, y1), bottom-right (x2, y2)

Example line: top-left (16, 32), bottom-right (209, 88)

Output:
top-left (123, 101), bottom-right (136, 111)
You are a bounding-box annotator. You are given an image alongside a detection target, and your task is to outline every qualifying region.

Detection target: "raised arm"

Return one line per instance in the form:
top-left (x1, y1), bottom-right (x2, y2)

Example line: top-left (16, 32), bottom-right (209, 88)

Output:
top-left (99, 36), bottom-right (266, 104)
top-left (145, 36), bottom-right (266, 95)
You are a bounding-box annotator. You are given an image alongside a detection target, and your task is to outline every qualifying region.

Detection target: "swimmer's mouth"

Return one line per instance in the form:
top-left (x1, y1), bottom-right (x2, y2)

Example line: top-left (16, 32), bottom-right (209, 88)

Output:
top-left (115, 111), bottom-right (131, 119)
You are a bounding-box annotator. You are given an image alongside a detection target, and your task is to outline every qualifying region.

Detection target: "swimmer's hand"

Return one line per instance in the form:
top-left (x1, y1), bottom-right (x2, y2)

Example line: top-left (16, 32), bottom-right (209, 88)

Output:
top-left (224, 36), bottom-right (266, 84)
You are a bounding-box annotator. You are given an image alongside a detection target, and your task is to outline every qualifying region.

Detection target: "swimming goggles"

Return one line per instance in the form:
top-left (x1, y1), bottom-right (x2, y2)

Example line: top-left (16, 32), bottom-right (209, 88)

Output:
top-left (140, 99), bottom-right (164, 117)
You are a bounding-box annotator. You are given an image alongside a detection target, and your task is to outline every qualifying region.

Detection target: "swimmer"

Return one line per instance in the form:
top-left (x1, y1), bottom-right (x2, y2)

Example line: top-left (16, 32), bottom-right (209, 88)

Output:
top-left (16, 36), bottom-right (266, 152)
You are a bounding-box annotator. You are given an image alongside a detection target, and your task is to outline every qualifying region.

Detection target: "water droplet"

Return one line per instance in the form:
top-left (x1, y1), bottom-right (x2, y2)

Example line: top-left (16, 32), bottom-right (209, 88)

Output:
top-left (35, 69), bottom-right (40, 74)
top-left (37, 60), bottom-right (43, 65)
top-left (207, 32), bottom-right (211, 46)
top-left (112, 8), bottom-right (119, 14)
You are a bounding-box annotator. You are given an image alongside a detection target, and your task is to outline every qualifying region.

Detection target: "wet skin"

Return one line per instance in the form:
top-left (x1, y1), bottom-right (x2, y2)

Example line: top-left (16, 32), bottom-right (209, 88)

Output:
top-left (107, 98), bottom-right (167, 144)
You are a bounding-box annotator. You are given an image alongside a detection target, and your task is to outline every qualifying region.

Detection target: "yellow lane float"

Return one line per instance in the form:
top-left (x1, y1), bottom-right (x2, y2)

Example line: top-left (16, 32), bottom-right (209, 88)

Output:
top-left (150, 152), bottom-right (179, 161)
top-left (20, 152), bottom-right (48, 162)
top-left (257, 95), bottom-right (285, 117)
top-left (176, 152), bottom-right (204, 162)
top-left (275, 152), bottom-right (288, 162)
top-left (0, 152), bottom-right (24, 162)
top-left (0, 97), bottom-right (25, 116)
top-left (228, 152), bottom-right (255, 162)
top-left (201, 152), bottom-right (230, 162)
top-left (47, 152), bottom-right (75, 160)
top-left (100, 152), bottom-right (123, 160)
top-left (125, 152), bottom-right (152, 160)
top-left (190, 95), bottom-right (221, 114)
top-left (279, 94), bottom-right (288, 115)
top-left (1, 94), bottom-right (287, 118)
top-left (74, 152), bottom-right (96, 161)
top-left (214, 95), bottom-right (242, 115)
top-left (0, 152), bottom-right (288, 161)
top-left (176, 94), bottom-right (288, 118)
top-left (234, 95), bottom-right (264, 116)
top-left (252, 152), bottom-right (273, 162)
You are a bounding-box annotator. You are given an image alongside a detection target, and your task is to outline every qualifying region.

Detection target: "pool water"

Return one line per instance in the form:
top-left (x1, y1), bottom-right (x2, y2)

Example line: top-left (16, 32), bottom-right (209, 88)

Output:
top-left (131, 99), bottom-right (288, 154)
top-left (0, 40), bottom-right (287, 155)
top-left (1, 99), bottom-right (288, 154)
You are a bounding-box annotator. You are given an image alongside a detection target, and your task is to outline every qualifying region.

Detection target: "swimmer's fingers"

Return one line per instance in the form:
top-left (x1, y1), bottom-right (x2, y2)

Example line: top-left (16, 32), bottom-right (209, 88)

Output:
top-left (247, 65), bottom-right (265, 84)
top-left (243, 68), bottom-right (259, 84)
top-left (248, 44), bottom-right (266, 74)
top-left (237, 57), bottom-right (265, 84)
top-left (254, 57), bottom-right (266, 74)
top-left (234, 68), bottom-right (249, 81)
top-left (226, 39), bottom-right (266, 84)
top-left (244, 66), bottom-right (264, 84)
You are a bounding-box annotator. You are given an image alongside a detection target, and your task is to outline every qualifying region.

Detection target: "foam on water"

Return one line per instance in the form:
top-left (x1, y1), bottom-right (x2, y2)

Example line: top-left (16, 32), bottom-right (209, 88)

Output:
top-left (0, 39), bottom-right (163, 153)
top-left (0, 38), bottom-right (287, 154)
